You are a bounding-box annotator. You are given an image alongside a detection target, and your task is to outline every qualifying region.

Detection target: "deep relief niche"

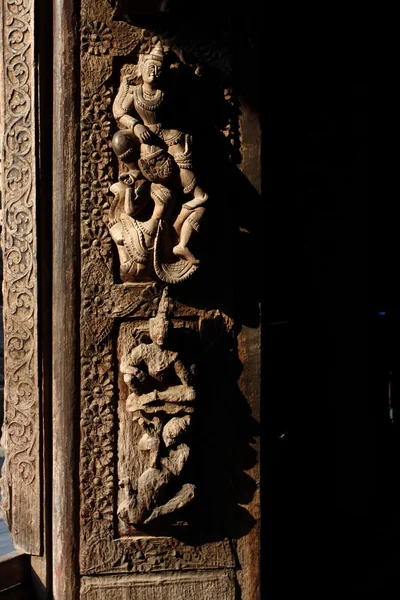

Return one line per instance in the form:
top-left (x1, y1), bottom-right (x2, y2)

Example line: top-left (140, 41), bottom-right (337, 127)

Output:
top-left (109, 38), bottom-right (208, 285)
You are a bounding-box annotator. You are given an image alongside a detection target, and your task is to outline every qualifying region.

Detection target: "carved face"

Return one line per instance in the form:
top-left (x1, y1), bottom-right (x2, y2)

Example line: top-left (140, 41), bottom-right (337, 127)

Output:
top-left (141, 59), bottom-right (163, 85)
top-left (149, 317), bottom-right (169, 347)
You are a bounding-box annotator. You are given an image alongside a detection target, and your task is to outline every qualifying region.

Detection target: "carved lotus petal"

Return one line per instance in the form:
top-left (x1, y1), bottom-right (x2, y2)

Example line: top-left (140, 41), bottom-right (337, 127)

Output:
top-left (81, 21), bottom-right (113, 56)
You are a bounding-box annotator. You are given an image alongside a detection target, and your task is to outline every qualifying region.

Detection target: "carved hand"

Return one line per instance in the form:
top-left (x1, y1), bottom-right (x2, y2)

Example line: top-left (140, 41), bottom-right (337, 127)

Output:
top-left (133, 123), bottom-right (152, 143)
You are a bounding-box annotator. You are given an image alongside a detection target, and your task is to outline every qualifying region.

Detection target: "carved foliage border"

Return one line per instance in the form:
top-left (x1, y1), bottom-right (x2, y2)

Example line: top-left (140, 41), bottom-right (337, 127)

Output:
top-left (79, 0), bottom-right (148, 568)
top-left (0, 0), bottom-right (41, 554)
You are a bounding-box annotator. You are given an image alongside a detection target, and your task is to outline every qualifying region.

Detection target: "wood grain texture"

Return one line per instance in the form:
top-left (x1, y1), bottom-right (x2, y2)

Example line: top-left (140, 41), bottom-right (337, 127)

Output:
top-left (76, 2), bottom-right (261, 598)
top-left (81, 571), bottom-right (235, 600)
top-left (52, 0), bottom-right (80, 598)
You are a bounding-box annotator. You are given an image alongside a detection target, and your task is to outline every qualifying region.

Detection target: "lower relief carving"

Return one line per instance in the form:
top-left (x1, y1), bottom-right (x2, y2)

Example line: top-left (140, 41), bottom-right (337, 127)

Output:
top-left (117, 289), bottom-right (196, 533)
top-left (80, 286), bottom-right (237, 575)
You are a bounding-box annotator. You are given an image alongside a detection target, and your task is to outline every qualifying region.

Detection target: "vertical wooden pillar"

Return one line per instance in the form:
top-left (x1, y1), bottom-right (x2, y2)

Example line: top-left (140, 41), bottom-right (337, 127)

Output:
top-left (52, 0), bottom-right (80, 597)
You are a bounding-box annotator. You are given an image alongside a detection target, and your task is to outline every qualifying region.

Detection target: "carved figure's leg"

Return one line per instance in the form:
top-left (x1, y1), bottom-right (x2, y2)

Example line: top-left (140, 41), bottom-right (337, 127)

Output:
top-left (167, 142), bottom-right (208, 263)
top-left (172, 205), bottom-right (206, 265)
top-left (134, 467), bottom-right (170, 525)
top-left (149, 183), bottom-right (172, 221)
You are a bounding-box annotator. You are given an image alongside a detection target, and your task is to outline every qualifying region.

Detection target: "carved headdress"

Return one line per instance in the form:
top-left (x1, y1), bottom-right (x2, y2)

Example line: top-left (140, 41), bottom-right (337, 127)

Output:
top-left (139, 40), bottom-right (164, 67)
top-left (149, 287), bottom-right (172, 343)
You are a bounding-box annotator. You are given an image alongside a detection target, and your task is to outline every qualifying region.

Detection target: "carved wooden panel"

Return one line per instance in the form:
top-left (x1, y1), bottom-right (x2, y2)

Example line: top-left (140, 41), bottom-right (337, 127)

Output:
top-left (78, 1), bottom-right (260, 598)
top-left (0, 0), bottom-right (41, 554)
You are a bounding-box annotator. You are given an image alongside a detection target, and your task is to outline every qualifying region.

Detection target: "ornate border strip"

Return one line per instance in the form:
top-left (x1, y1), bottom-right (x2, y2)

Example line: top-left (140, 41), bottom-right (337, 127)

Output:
top-left (0, 0), bottom-right (41, 554)
top-left (79, 0), bottom-right (144, 569)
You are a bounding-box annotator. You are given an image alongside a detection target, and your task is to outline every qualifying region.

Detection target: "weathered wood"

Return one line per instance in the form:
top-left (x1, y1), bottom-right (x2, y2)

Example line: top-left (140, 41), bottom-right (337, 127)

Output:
top-left (0, 0), bottom-right (42, 555)
top-left (81, 571), bottom-right (235, 600)
top-left (33, 0), bottom-right (57, 596)
top-left (235, 89), bottom-right (261, 600)
top-left (52, 0), bottom-right (80, 598)
top-left (1, 0), bottom-right (261, 598)
top-left (236, 323), bottom-right (261, 600)
top-left (77, 3), bottom-right (261, 599)
top-left (117, 290), bottom-right (197, 529)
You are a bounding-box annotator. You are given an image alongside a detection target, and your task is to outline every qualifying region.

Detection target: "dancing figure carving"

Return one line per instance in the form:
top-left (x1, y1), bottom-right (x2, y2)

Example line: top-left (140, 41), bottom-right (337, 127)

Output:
top-left (109, 39), bottom-right (208, 284)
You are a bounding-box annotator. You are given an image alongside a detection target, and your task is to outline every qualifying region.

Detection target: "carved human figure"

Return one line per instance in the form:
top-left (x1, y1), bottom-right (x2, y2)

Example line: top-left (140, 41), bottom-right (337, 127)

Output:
top-left (110, 39), bottom-right (208, 282)
top-left (119, 289), bottom-right (196, 528)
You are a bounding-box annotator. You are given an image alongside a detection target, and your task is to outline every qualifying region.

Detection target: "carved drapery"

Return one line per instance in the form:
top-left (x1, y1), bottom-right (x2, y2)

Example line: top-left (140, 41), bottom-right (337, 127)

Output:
top-left (0, 0), bottom-right (41, 554)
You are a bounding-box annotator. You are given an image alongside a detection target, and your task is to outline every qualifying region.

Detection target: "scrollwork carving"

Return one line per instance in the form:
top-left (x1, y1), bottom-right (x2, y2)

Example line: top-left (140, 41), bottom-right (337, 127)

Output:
top-left (0, 0), bottom-right (41, 553)
top-left (82, 533), bottom-right (235, 574)
top-left (81, 84), bottom-right (114, 269)
top-left (80, 338), bottom-right (116, 539)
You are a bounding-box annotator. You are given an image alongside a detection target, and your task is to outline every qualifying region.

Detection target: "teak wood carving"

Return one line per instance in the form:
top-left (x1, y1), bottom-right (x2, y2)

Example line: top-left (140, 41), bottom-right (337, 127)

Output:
top-left (110, 40), bottom-right (208, 284)
top-left (0, 0), bottom-right (41, 555)
top-left (118, 289), bottom-right (196, 529)
top-left (79, 3), bottom-right (261, 599)
top-left (2, 0), bottom-right (260, 597)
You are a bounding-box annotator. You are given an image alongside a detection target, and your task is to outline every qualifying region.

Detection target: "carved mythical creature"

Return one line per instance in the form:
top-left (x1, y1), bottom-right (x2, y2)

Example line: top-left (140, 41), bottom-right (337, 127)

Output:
top-left (118, 289), bottom-right (196, 528)
top-left (109, 39), bottom-right (208, 284)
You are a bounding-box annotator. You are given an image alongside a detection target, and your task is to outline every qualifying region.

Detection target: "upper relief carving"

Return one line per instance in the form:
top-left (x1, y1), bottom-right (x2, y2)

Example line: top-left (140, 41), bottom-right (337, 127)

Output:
top-left (109, 39), bottom-right (208, 284)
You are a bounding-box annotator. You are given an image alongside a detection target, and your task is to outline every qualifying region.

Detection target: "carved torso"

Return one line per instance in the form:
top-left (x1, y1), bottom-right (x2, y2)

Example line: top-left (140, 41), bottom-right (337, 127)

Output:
top-left (129, 342), bottom-right (178, 382)
top-left (114, 80), bottom-right (178, 135)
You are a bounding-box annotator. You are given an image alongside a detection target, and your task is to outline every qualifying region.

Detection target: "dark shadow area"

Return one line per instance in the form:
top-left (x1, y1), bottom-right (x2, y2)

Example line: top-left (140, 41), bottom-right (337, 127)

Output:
top-left (191, 315), bottom-right (259, 541)
top-left (114, 0), bottom-right (260, 108)
top-left (109, 3), bottom-right (393, 597)
top-left (260, 6), bottom-right (400, 599)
